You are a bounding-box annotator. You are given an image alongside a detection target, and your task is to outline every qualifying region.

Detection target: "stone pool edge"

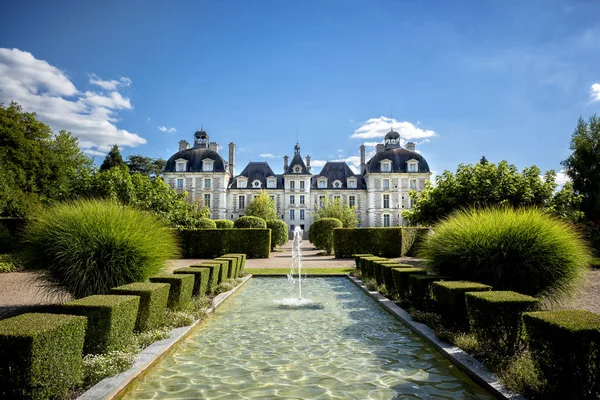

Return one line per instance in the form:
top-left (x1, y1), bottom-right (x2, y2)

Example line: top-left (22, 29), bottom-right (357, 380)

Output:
top-left (77, 275), bottom-right (253, 400)
top-left (347, 276), bottom-right (527, 400)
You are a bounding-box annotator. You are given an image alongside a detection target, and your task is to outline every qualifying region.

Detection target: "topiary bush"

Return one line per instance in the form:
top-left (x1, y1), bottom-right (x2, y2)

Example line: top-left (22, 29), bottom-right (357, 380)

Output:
top-left (111, 282), bottom-right (170, 332)
top-left (214, 257), bottom-right (238, 278)
top-left (391, 267), bottom-right (427, 301)
top-left (310, 218), bottom-right (343, 255)
top-left (22, 200), bottom-right (179, 299)
top-left (266, 219), bottom-right (288, 250)
top-left (191, 263), bottom-right (221, 293)
top-left (420, 207), bottom-right (591, 303)
top-left (409, 274), bottom-right (451, 312)
top-left (0, 313), bottom-right (86, 400)
top-left (174, 267), bottom-right (210, 297)
top-left (353, 254), bottom-right (373, 269)
top-left (149, 274), bottom-right (194, 311)
top-left (225, 253), bottom-right (246, 273)
top-left (432, 281), bottom-right (492, 331)
top-left (234, 216), bottom-right (267, 229)
top-left (214, 219), bottom-right (234, 229)
top-left (195, 218), bottom-right (217, 229)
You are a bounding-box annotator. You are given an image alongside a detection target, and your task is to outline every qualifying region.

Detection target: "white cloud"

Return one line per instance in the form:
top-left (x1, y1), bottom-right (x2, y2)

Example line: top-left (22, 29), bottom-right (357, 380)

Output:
top-left (0, 48), bottom-right (145, 153)
top-left (259, 153), bottom-right (278, 158)
top-left (363, 141), bottom-right (381, 147)
top-left (351, 116), bottom-right (436, 140)
top-left (159, 126), bottom-right (176, 133)
top-left (310, 159), bottom-right (328, 167)
top-left (84, 149), bottom-right (106, 157)
top-left (89, 74), bottom-right (131, 91)
top-left (591, 83), bottom-right (600, 102)
top-left (555, 170), bottom-right (571, 186)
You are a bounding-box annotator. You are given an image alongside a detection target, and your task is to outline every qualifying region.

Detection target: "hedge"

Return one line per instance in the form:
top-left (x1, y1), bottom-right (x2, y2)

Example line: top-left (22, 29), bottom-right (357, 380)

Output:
top-left (432, 281), bottom-right (492, 331)
top-left (203, 260), bottom-right (229, 284)
top-left (0, 313), bottom-right (86, 400)
top-left (214, 219), bottom-right (234, 229)
top-left (0, 218), bottom-right (27, 253)
top-left (353, 254), bottom-right (373, 269)
top-left (225, 253), bottom-right (246, 273)
top-left (374, 260), bottom-right (411, 288)
top-left (334, 227), bottom-right (430, 258)
top-left (174, 267), bottom-right (210, 297)
top-left (466, 291), bottom-right (539, 360)
top-left (60, 294), bottom-right (139, 354)
top-left (196, 218), bottom-right (217, 229)
top-left (214, 257), bottom-right (238, 278)
top-left (362, 256), bottom-right (387, 279)
top-left (409, 274), bottom-right (451, 312)
top-left (178, 229), bottom-right (270, 259)
top-left (110, 282), bottom-right (170, 332)
top-left (149, 274), bottom-right (194, 310)
top-left (234, 216), bottom-right (267, 229)
top-left (391, 267), bottom-right (427, 301)
top-left (266, 219), bottom-right (288, 249)
top-left (191, 263), bottom-right (220, 293)
top-left (311, 218), bottom-right (343, 255)
top-left (524, 310), bottom-right (600, 398)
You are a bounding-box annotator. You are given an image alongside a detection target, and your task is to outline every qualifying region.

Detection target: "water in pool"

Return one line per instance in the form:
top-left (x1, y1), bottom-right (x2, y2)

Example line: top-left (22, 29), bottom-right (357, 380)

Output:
top-left (120, 278), bottom-right (493, 399)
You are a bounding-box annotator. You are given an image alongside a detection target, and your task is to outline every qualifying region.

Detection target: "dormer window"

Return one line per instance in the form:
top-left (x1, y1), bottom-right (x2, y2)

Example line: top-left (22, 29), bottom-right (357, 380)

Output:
top-left (347, 178), bottom-right (357, 189)
top-left (252, 180), bottom-right (262, 188)
top-left (267, 178), bottom-right (276, 189)
top-left (293, 165), bottom-right (302, 173)
top-left (333, 180), bottom-right (342, 188)
top-left (407, 160), bottom-right (418, 173)
top-left (238, 178), bottom-right (247, 188)
top-left (380, 160), bottom-right (392, 172)
top-left (318, 178), bottom-right (327, 189)
top-left (175, 159), bottom-right (188, 172)
top-left (203, 158), bottom-right (214, 172)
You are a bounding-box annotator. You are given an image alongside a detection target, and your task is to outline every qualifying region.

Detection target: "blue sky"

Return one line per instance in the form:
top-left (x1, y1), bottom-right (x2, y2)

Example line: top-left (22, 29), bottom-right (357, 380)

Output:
top-left (1, 0), bottom-right (599, 181)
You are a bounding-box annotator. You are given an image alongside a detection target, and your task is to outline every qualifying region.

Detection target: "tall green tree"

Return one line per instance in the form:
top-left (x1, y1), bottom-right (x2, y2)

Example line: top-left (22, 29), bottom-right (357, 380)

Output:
top-left (314, 196), bottom-right (359, 228)
top-left (126, 154), bottom-right (166, 176)
top-left (245, 190), bottom-right (278, 221)
top-left (561, 115), bottom-right (600, 222)
top-left (403, 160), bottom-right (576, 225)
top-left (100, 144), bottom-right (126, 171)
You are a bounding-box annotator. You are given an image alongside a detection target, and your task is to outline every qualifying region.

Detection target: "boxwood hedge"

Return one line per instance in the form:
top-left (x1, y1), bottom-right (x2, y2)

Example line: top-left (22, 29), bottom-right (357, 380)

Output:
top-left (179, 229), bottom-right (270, 259)
top-left (60, 294), bottom-right (139, 354)
top-left (214, 219), bottom-right (234, 229)
top-left (0, 313), bottom-right (86, 400)
top-left (110, 282), bottom-right (170, 332)
top-left (353, 254), bottom-right (373, 269)
top-left (149, 274), bottom-right (194, 311)
top-left (432, 281), bottom-right (492, 331)
top-left (174, 267), bottom-right (210, 297)
top-left (361, 256), bottom-right (387, 278)
top-left (191, 263), bottom-right (221, 293)
top-left (202, 261), bottom-right (228, 285)
top-left (334, 227), bottom-right (429, 258)
top-left (214, 257), bottom-right (238, 279)
top-left (409, 274), bottom-right (451, 312)
top-left (225, 253), bottom-right (246, 273)
top-left (391, 267), bottom-right (427, 301)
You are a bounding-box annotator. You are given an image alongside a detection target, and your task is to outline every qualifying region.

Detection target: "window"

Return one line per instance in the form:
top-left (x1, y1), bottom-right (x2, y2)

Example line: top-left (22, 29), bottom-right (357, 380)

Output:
top-left (318, 180), bottom-right (326, 189)
top-left (300, 209), bottom-right (305, 220)
top-left (290, 195), bottom-right (295, 205)
top-left (203, 160), bottom-right (214, 172)
top-left (409, 198), bottom-right (414, 208)
top-left (300, 195), bottom-right (305, 205)
top-left (383, 194), bottom-right (390, 208)
top-left (176, 179), bottom-right (184, 189)
top-left (383, 179), bottom-right (390, 189)
top-left (238, 195), bottom-right (245, 209)
top-left (290, 209), bottom-right (295, 220)
top-left (334, 195), bottom-right (341, 203)
top-left (348, 180), bottom-right (356, 189)
top-left (383, 214), bottom-right (390, 227)
top-left (381, 161), bottom-right (391, 172)
top-left (333, 180), bottom-right (341, 188)
top-left (408, 163), bottom-right (417, 173)
top-left (319, 195), bottom-right (325, 208)
top-left (204, 178), bottom-right (211, 189)
top-left (253, 180), bottom-right (261, 188)
top-left (410, 179), bottom-right (417, 189)
top-left (290, 181), bottom-right (295, 189)
top-left (300, 181), bottom-right (305, 189)
top-left (349, 195), bottom-right (356, 208)
top-left (204, 194), bottom-right (211, 208)
top-left (293, 165), bottom-right (301, 173)
top-left (267, 179), bottom-right (276, 188)
top-left (176, 162), bottom-right (186, 172)
top-left (238, 178), bottom-right (247, 188)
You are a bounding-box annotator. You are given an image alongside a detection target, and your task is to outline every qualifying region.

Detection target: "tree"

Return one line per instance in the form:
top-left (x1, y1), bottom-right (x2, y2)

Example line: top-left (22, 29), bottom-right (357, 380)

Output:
top-left (403, 160), bottom-right (573, 226)
top-left (126, 154), bottom-right (166, 176)
top-left (313, 197), bottom-right (359, 228)
top-left (561, 115), bottom-right (600, 222)
top-left (100, 144), bottom-right (126, 171)
top-left (245, 190), bottom-right (278, 221)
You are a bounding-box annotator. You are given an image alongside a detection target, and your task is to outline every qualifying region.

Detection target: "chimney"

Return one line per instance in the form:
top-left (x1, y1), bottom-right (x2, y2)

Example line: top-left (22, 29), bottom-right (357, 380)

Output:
top-left (406, 142), bottom-right (416, 152)
top-left (360, 145), bottom-right (366, 174)
top-left (376, 143), bottom-right (385, 154)
top-left (179, 140), bottom-right (190, 151)
top-left (284, 155), bottom-right (289, 171)
top-left (228, 142), bottom-right (236, 176)
top-left (306, 155), bottom-right (311, 172)
top-left (209, 142), bottom-right (219, 152)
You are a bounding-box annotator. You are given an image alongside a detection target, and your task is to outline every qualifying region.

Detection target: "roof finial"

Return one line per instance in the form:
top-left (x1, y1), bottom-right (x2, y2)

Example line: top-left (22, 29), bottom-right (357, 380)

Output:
top-left (390, 107), bottom-right (394, 132)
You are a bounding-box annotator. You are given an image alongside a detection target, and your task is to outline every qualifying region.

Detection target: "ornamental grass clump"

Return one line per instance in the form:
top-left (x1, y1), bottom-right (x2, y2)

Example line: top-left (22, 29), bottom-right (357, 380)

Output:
top-left (420, 207), bottom-right (591, 303)
top-left (22, 199), bottom-right (179, 299)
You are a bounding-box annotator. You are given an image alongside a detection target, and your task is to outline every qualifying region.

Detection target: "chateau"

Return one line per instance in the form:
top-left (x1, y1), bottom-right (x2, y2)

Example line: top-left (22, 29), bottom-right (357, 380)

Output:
top-left (163, 129), bottom-right (432, 233)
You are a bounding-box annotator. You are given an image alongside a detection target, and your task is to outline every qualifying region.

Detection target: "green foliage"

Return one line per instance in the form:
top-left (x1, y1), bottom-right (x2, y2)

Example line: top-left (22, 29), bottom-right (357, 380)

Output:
top-left (61, 294), bottom-right (140, 354)
top-left (562, 115), bottom-right (600, 222)
top-left (466, 291), bottom-right (539, 362)
top-left (193, 264), bottom-right (221, 293)
top-left (409, 274), bottom-right (450, 312)
top-left (162, 309), bottom-right (195, 328)
top-left (111, 282), bottom-right (170, 332)
top-left (214, 257), bottom-right (238, 278)
top-left (524, 310), bottom-right (600, 398)
top-left (244, 190), bottom-right (278, 221)
top-left (215, 278), bottom-right (243, 295)
top-left (0, 218), bottom-right (27, 253)
top-left (203, 260), bottom-right (229, 284)
top-left (224, 253), bottom-right (246, 273)
top-left (391, 267), bottom-right (427, 301)
top-left (0, 102), bottom-right (94, 218)
top-left (0, 313), bottom-right (86, 400)
top-left (100, 144), bottom-right (126, 171)
top-left (378, 261), bottom-right (409, 291)
top-left (234, 215), bottom-right (267, 228)
top-left (0, 253), bottom-right (25, 273)
top-left (178, 229), bottom-right (270, 259)
top-left (313, 197), bottom-right (359, 228)
top-left (403, 160), bottom-right (575, 225)
top-left (133, 327), bottom-right (171, 350)
top-left (126, 154), bottom-right (166, 177)
top-left (420, 207), bottom-right (592, 302)
top-left (310, 217), bottom-right (342, 254)
top-left (245, 267), bottom-right (354, 275)
top-left (266, 219), bottom-right (288, 249)
top-left (195, 218), bottom-right (217, 229)
top-left (22, 199), bottom-right (179, 298)
top-left (214, 219), bottom-right (234, 229)
top-left (353, 254), bottom-right (373, 269)
top-left (81, 347), bottom-right (137, 390)
top-left (431, 281), bottom-right (492, 331)
top-left (174, 267), bottom-right (210, 297)
top-left (497, 351), bottom-right (546, 399)
top-left (149, 274), bottom-right (194, 310)
top-left (333, 227), bottom-right (429, 258)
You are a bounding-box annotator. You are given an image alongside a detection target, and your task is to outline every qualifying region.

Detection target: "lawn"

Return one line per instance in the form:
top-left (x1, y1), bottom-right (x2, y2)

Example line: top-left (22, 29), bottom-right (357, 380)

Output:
top-left (245, 267), bottom-right (354, 275)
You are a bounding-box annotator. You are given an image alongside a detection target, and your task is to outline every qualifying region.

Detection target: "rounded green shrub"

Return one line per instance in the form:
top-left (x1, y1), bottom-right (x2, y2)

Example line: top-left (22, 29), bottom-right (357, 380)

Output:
top-left (420, 207), bottom-right (591, 302)
top-left (234, 216), bottom-right (266, 229)
top-left (214, 219), bottom-right (234, 229)
top-left (310, 218), bottom-right (343, 255)
top-left (195, 218), bottom-right (217, 229)
top-left (266, 219), bottom-right (288, 249)
top-left (22, 199), bottom-right (179, 299)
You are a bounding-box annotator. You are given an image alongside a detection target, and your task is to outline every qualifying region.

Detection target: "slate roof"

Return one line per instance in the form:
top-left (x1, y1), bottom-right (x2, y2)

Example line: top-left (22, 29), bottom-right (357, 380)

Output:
top-left (229, 162), bottom-right (284, 189)
top-left (311, 161), bottom-right (366, 189)
top-left (164, 147), bottom-right (227, 173)
top-left (367, 148), bottom-right (431, 173)
top-left (283, 153), bottom-right (310, 174)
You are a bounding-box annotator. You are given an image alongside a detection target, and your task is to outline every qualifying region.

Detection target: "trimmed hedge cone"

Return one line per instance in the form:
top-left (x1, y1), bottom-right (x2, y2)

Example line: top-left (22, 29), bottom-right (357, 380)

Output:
top-left (174, 267), bottom-right (210, 297)
top-left (0, 313), bottom-right (87, 400)
top-left (111, 282), bottom-right (170, 332)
